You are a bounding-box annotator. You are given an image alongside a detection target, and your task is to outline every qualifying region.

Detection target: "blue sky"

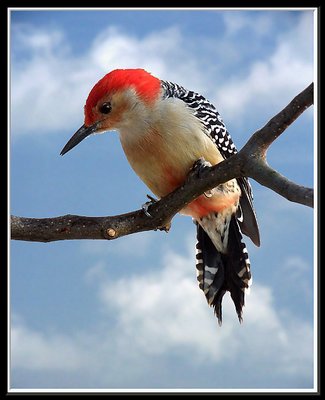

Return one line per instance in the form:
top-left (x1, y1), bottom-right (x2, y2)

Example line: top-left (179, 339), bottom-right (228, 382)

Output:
top-left (9, 8), bottom-right (317, 392)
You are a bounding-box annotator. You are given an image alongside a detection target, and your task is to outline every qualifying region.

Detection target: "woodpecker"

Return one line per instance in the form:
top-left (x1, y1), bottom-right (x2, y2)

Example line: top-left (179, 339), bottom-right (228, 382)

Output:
top-left (61, 68), bottom-right (260, 324)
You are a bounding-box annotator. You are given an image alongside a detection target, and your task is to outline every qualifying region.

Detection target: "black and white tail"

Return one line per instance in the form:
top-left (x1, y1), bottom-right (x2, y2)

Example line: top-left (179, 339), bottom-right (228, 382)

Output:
top-left (195, 215), bottom-right (251, 325)
top-left (161, 79), bottom-right (259, 323)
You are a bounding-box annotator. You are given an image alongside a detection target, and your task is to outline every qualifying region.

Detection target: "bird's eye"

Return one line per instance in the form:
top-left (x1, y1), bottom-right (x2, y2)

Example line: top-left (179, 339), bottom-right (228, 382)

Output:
top-left (99, 102), bottom-right (112, 114)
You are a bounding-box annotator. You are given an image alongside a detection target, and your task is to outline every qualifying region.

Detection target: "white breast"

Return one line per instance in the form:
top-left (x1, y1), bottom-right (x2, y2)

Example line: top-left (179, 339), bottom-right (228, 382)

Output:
top-left (118, 97), bottom-right (224, 197)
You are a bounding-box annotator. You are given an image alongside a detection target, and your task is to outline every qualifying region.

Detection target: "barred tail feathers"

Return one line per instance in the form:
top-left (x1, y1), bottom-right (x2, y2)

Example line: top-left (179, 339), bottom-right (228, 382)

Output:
top-left (195, 225), bottom-right (226, 324)
top-left (223, 216), bottom-right (252, 321)
top-left (195, 214), bottom-right (251, 324)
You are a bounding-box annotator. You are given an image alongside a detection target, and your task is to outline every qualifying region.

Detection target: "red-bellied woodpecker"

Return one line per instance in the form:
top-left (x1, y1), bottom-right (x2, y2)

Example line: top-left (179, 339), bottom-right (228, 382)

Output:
top-left (61, 68), bottom-right (260, 324)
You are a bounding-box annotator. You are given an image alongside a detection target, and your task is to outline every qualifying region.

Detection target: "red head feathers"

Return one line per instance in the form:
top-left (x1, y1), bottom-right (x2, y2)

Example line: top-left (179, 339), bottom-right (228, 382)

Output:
top-left (84, 69), bottom-right (161, 126)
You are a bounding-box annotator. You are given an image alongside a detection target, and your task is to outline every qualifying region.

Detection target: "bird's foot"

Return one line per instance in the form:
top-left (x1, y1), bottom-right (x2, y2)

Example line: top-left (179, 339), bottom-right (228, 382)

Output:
top-left (142, 195), bottom-right (171, 233)
top-left (191, 157), bottom-right (212, 178)
top-left (190, 158), bottom-right (214, 198)
top-left (142, 194), bottom-right (158, 218)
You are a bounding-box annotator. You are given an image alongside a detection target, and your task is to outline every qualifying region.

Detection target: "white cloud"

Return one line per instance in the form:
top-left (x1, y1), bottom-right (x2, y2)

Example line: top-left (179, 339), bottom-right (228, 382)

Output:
top-left (280, 255), bottom-right (313, 300)
top-left (223, 11), bottom-right (273, 36)
top-left (98, 246), bottom-right (313, 374)
top-left (11, 319), bottom-right (85, 371)
top-left (11, 26), bottom-right (93, 135)
top-left (10, 12), bottom-right (314, 138)
top-left (215, 12), bottom-right (314, 124)
top-left (283, 255), bottom-right (310, 275)
top-left (10, 25), bottom-right (203, 136)
top-left (11, 241), bottom-right (314, 388)
top-left (217, 49), bottom-right (312, 121)
top-left (90, 26), bottom-right (181, 75)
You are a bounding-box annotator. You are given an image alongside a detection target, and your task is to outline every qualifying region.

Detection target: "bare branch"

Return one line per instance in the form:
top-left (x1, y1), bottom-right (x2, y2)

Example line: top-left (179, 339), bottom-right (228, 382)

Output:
top-left (11, 83), bottom-right (314, 242)
top-left (236, 82), bottom-right (314, 207)
top-left (246, 160), bottom-right (313, 207)
top-left (242, 82), bottom-right (314, 157)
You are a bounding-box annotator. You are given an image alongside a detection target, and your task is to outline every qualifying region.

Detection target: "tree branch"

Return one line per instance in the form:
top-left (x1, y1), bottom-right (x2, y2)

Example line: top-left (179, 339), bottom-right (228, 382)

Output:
top-left (11, 83), bottom-right (314, 242)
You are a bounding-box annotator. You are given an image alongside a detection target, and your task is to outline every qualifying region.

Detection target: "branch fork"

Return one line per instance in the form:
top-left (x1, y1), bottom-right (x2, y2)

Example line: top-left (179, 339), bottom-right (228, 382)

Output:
top-left (11, 83), bottom-right (314, 243)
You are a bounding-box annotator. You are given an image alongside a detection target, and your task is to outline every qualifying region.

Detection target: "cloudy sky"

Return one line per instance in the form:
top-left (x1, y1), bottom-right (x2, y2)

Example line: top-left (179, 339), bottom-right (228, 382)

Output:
top-left (9, 8), bottom-right (317, 392)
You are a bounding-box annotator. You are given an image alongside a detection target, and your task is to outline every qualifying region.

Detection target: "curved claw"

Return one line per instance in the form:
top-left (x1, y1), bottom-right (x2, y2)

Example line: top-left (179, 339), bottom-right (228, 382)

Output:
top-left (142, 194), bottom-right (158, 218)
top-left (142, 202), bottom-right (153, 217)
top-left (191, 157), bottom-right (212, 177)
top-left (191, 158), bottom-right (214, 198)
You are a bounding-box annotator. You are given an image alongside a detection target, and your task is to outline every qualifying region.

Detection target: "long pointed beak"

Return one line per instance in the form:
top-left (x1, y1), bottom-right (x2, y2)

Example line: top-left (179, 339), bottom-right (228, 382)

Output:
top-left (60, 122), bottom-right (99, 156)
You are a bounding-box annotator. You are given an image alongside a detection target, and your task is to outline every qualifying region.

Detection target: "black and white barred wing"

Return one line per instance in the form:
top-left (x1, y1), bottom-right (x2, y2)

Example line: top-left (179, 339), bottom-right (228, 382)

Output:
top-left (161, 80), bottom-right (260, 323)
top-left (161, 80), bottom-right (260, 247)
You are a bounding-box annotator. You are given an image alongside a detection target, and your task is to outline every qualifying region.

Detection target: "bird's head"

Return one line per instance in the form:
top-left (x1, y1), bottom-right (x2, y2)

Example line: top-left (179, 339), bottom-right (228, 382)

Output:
top-left (60, 68), bottom-right (161, 155)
